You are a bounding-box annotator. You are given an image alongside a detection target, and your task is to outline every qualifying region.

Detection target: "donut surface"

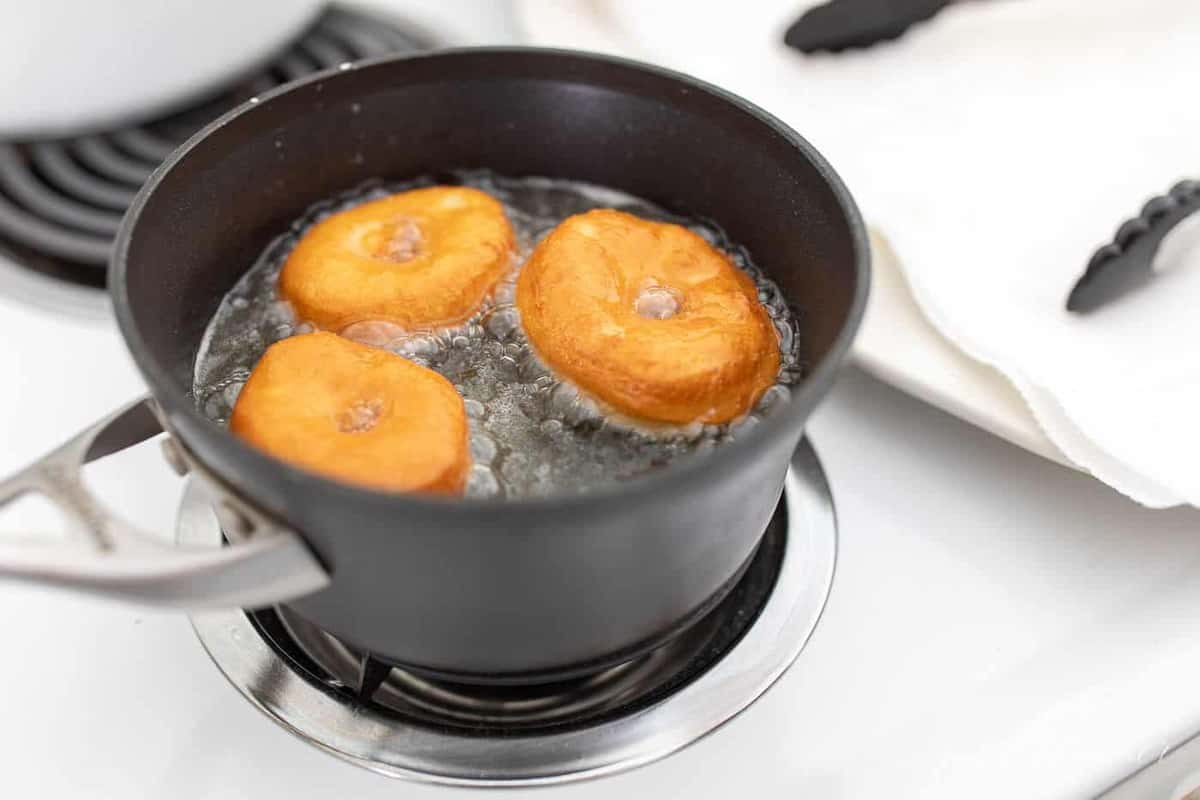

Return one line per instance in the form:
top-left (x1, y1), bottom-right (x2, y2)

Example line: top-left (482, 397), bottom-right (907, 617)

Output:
top-left (279, 186), bottom-right (514, 332)
top-left (516, 209), bottom-right (780, 425)
top-left (230, 332), bottom-right (469, 494)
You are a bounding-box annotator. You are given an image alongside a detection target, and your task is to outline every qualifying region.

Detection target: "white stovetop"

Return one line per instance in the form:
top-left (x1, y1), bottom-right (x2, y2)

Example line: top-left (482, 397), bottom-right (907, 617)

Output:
top-left (6, 292), bottom-right (1200, 800)
top-left (3, 3), bottom-right (1200, 798)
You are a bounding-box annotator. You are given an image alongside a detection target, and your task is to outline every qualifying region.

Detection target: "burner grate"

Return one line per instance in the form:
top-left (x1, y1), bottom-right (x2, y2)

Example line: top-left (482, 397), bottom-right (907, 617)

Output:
top-left (248, 511), bottom-right (786, 736)
top-left (0, 7), bottom-right (428, 293)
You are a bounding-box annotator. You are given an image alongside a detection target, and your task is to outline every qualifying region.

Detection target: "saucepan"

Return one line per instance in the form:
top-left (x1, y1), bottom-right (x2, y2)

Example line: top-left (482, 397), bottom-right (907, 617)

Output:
top-left (0, 49), bottom-right (868, 685)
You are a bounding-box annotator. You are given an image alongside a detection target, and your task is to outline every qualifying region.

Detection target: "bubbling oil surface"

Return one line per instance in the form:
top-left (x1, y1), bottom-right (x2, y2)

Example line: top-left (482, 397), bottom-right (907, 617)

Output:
top-left (193, 172), bottom-right (804, 499)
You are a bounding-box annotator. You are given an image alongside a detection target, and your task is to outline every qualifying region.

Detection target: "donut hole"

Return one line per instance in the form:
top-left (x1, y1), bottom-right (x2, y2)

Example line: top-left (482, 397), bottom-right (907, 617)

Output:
top-left (634, 285), bottom-right (683, 320)
top-left (337, 398), bottom-right (384, 433)
top-left (375, 217), bottom-right (424, 263)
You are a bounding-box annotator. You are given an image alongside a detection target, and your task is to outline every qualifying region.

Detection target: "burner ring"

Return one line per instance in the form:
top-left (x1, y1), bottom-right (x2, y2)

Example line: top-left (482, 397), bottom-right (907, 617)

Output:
top-left (274, 604), bottom-right (682, 728)
top-left (182, 439), bottom-right (837, 787)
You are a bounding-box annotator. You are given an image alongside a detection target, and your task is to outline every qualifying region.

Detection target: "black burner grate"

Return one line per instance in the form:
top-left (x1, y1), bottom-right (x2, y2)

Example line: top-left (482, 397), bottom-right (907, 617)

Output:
top-left (0, 6), bottom-right (428, 291)
top-left (246, 499), bottom-right (788, 737)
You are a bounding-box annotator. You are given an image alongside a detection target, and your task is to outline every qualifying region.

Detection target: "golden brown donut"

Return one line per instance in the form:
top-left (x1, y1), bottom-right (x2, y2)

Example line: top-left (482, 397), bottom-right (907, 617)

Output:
top-left (230, 331), bottom-right (469, 494)
top-left (279, 186), bottom-right (514, 333)
top-left (516, 209), bottom-right (780, 425)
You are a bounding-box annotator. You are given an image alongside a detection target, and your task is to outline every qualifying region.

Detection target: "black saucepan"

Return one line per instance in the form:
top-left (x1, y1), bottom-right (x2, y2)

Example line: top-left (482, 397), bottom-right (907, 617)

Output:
top-left (18, 49), bottom-right (869, 685)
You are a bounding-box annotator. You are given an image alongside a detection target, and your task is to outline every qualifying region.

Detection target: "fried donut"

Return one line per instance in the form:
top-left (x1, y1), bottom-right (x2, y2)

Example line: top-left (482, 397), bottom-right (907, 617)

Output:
top-left (279, 186), bottom-right (514, 334)
top-left (230, 331), bottom-right (469, 494)
top-left (517, 209), bottom-right (780, 425)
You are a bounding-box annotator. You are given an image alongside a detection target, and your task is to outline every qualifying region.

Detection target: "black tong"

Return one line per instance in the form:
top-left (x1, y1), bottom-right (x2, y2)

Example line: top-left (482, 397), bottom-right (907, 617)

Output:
top-left (784, 0), bottom-right (959, 53)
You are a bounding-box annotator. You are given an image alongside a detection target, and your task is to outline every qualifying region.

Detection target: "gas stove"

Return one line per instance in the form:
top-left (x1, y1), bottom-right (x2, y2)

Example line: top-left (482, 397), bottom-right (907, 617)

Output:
top-left (5, 3), bottom-right (1200, 800)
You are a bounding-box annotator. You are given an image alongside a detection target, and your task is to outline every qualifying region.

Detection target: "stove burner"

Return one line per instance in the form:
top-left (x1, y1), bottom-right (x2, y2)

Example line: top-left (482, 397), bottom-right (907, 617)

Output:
top-left (251, 515), bottom-right (782, 734)
top-left (182, 440), bottom-right (838, 786)
top-left (0, 6), bottom-right (428, 305)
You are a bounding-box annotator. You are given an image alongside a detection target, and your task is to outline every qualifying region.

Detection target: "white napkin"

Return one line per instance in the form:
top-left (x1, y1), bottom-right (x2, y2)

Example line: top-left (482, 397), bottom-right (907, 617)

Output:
top-left (561, 0), bottom-right (1200, 506)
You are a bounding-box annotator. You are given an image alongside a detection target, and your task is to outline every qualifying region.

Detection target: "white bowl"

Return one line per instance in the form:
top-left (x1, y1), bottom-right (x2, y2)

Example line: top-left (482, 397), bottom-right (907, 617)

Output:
top-left (1, 0), bottom-right (323, 137)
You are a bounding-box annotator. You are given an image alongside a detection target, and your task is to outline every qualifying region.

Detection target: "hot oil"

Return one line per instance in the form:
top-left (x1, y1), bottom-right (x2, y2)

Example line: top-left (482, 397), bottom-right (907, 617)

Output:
top-left (193, 171), bottom-right (804, 499)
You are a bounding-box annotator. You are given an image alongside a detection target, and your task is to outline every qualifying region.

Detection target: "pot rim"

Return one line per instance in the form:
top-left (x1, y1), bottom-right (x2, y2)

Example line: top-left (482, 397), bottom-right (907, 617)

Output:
top-left (109, 46), bottom-right (869, 515)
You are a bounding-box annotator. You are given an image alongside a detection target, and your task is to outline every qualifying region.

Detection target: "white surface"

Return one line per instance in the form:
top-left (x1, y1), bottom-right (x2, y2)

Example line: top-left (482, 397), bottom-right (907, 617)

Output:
top-left (514, 0), bottom-right (1200, 507)
top-left (375, 0), bottom-right (524, 45)
top-left (0, 0), bottom-right (323, 136)
top-left (4, 295), bottom-right (1200, 798)
top-left (3, 2), bottom-right (1200, 798)
top-left (835, 0), bottom-right (1199, 508)
top-left (862, 232), bottom-right (1067, 467)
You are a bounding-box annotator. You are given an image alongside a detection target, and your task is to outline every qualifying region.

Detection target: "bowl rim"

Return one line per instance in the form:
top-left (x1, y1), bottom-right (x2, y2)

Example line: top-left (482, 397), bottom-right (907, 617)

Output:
top-left (110, 46), bottom-right (870, 516)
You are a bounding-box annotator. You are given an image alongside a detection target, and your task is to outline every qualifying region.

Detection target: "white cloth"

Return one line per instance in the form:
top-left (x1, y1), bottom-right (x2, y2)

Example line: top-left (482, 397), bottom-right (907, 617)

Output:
top-left (577, 0), bottom-right (1200, 506)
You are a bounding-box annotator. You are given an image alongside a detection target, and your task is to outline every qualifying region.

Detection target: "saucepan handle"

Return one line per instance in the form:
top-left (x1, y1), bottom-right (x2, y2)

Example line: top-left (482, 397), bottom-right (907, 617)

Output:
top-left (0, 396), bottom-right (329, 608)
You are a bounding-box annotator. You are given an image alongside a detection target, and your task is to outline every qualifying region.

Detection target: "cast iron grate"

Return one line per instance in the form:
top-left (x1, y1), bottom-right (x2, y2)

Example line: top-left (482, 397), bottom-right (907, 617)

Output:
top-left (0, 6), bottom-right (428, 291)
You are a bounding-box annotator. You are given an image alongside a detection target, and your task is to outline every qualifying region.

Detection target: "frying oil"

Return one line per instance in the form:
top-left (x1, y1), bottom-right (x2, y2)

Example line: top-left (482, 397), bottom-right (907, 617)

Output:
top-left (193, 171), bottom-right (803, 499)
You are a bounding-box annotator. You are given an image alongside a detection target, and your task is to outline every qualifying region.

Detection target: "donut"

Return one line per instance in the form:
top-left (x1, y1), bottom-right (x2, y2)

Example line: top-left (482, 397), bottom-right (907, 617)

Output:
top-left (279, 186), bottom-right (514, 335)
top-left (516, 209), bottom-right (780, 425)
top-left (230, 331), bottom-right (470, 494)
